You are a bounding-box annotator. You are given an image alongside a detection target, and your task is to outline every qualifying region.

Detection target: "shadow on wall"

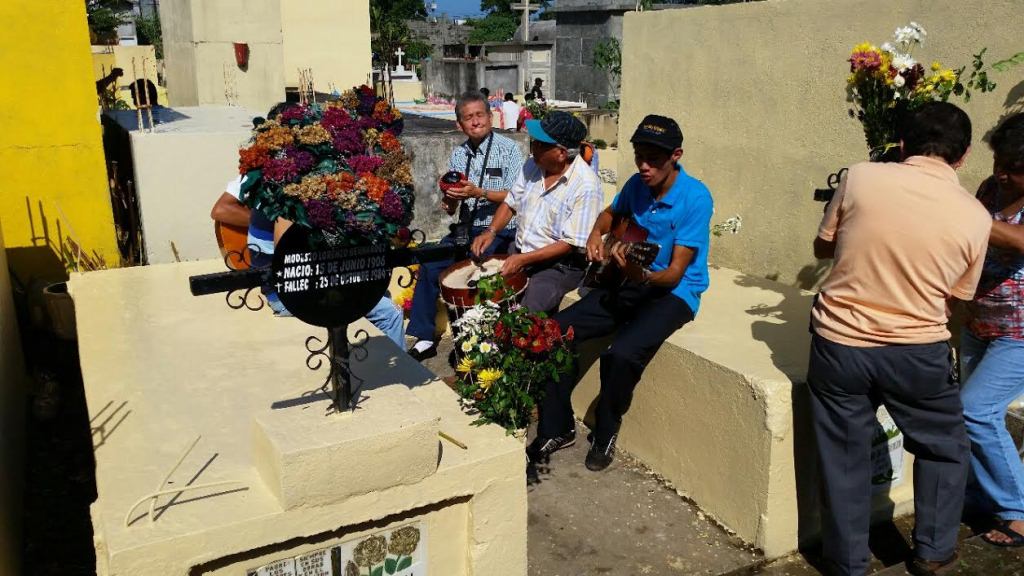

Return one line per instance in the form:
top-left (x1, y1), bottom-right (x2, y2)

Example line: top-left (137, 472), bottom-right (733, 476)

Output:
top-left (738, 265), bottom-right (913, 569)
top-left (6, 197), bottom-right (110, 290)
top-left (984, 79), bottom-right (1024, 143)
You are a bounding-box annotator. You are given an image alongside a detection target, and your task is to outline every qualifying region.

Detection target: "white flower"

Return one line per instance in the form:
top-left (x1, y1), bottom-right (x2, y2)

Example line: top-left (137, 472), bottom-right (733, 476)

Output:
top-left (461, 341), bottom-right (474, 353)
top-left (893, 74), bottom-right (906, 88)
top-left (479, 342), bottom-right (493, 354)
top-left (891, 53), bottom-right (916, 72)
top-left (893, 22), bottom-right (926, 46)
top-left (880, 42), bottom-right (896, 54)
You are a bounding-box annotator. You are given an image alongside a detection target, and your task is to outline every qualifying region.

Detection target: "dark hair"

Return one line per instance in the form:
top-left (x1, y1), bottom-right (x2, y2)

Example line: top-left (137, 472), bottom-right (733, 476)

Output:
top-left (253, 102), bottom-right (292, 127)
top-left (479, 87), bottom-right (490, 98)
top-left (129, 79), bottom-right (159, 107)
top-left (900, 101), bottom-right (972, 164)
top-left (524, 93), bottom-right (535, 102)
top-left (534, 78), bottom-right (543, 85)
top-left (504, 92), bottom-right (514, 101)
top-left (455, 91), bottom-right (488, 120)
top-left (989, 112), bottom-right (1024, 170)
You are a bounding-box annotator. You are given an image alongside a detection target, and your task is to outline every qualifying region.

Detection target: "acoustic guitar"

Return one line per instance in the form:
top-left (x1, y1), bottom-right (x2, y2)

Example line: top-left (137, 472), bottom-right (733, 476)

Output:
top-left (214, 221), bottom-right (251, 270)
top-left (581, 215), bottom-right (660, 288)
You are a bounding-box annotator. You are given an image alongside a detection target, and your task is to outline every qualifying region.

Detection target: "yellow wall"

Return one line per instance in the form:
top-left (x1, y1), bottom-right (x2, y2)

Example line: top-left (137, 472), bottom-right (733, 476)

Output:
top-left (281, 0), bottom-right (372, 92)
top-left (0, 1), bottom-right (119, 283)
top-left (91, 45), bottom-right (167, 108)
top-left (617, 0), bottom-right (1024, 287)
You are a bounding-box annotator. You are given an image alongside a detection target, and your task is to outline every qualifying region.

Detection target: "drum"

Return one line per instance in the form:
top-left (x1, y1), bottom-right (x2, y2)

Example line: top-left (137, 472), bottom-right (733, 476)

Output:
top-left (439, 255), bottom-right (528, 337)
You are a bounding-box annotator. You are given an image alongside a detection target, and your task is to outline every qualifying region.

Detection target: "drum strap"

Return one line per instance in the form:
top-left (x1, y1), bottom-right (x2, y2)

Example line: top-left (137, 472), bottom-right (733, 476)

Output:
top-left (459, 131), bottom-right (495, 227)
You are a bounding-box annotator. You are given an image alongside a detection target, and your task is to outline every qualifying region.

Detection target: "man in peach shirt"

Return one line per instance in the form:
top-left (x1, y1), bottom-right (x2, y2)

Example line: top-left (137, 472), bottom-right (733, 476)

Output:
top-left (809, 102), bottom-right (991, 576)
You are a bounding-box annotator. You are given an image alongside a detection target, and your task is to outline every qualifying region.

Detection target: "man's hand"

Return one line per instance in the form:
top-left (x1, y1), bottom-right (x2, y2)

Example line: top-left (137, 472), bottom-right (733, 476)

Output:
top-left (611, 243), bottom-right (645, 284)
top-left (501, 253), bottom-right (528, 277)
top-left (445, 180), bottom-right (484, 201)
top-left (471, 229), bottom-right (495, 257)
top-left (586, 230), bottom-right (607, 262)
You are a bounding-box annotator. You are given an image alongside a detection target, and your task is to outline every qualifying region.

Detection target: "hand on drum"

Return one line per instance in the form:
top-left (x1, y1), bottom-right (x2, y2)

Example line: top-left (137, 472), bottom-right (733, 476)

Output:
top-left (471, 230), bottom-right (495, 258)
top-left (501, 253), bottom-right (527, 277)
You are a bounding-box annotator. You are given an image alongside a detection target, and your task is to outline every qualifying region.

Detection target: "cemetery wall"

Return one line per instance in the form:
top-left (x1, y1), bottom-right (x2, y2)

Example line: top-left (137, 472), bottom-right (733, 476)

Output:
top-left (0, 0), bottom-right (120, 283)
top-left (554, 3), bottom-right (632, 107)
top-left (0, 223), bottom-right (26, 575)
top-left (617, 0), bottom-right (1024, 288)
top-left (160, 0), bottom-right (286, 113)
top-left (281, 0), bottom-right (372, 92)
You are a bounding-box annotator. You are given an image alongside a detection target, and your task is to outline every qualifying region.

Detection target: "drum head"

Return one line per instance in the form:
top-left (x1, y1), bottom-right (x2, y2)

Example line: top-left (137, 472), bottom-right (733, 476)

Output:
top-left (271, 226), bottom-right (390, 327)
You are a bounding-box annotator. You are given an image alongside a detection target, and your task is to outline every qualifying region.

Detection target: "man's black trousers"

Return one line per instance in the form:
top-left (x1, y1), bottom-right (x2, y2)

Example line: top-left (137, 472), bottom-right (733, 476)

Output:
top-left (807, 333), bottom-right (968, 576)
top-left (539, 284), bottom-right (694, 444)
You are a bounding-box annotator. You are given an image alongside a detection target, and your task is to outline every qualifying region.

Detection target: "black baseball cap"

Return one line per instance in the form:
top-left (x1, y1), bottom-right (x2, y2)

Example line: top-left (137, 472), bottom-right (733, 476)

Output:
top-left (630, 115), bottom-right (683, 151)
top-left (526, 111), bottom-right (587, 150)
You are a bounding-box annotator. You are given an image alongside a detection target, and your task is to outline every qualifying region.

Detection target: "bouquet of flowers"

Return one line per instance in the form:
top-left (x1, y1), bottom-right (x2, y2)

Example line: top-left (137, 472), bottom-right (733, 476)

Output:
top-left (236, 85), bottom-right (414, 247)
top-left (847, 22), bottom-right (998, 160)
top-left (451, 274), bottom-right (575, 434)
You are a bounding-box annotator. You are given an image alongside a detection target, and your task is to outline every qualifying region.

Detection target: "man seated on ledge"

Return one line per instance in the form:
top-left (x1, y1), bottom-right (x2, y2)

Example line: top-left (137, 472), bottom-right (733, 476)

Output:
top-left (529, 115), bottom-right (712, 472)
top-left (471, 111), bottom-right (603, 314)
top-left (406, 91), bottom-right (523, 361)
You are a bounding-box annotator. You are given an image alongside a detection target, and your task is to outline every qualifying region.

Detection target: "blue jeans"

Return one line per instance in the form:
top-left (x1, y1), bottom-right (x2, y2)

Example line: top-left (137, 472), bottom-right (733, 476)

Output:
top-left (960, 330), bottom-right (1024, 522)
top-left (406, 227), bottom-right (514, 342)
top-left (366, 294), bottom-right (405, 348)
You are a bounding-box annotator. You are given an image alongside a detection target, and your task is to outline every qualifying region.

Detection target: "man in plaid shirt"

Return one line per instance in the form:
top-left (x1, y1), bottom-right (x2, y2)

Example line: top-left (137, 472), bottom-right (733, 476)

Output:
top-left (471, 111), bottom-right (603, 314)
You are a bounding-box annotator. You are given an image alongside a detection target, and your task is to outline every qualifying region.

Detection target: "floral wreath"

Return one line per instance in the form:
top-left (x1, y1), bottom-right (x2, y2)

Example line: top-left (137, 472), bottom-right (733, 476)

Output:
top-left (237, 85), bottom-right (414, 248)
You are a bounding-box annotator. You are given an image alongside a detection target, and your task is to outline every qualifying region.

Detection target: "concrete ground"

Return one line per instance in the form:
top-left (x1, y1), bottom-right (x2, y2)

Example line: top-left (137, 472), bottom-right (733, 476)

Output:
top-left (416, 333), bottom-right (1024, 576)
top-left (416, 334), bottom-right (761, 576)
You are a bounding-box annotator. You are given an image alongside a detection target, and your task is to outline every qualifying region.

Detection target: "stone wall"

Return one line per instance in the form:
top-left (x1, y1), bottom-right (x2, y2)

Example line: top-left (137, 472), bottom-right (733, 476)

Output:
top-left (401, 116), bottom-right (529, 241)
top-left (423, 58), bottom-right (483, 99)
top-left (160, 0), bottom-right (286, 112)
top-left (617, 0), bottom-right (1024, 287)
top-left (554, 1), bottom-right (634, 106)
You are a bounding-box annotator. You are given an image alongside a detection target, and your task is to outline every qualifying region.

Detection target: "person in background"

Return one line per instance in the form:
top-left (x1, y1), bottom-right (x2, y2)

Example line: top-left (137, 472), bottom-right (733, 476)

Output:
top-left (960, 111), bottom-right (1024, 548)
top-left (528, 78), bottom-right (545, 101)
top-left (807, 102), bottom-right (990, 576)
top-left (129, 78), bottom-right (159, 108)
top-left (479, 87), bottom-right (490, 100)
top-left (501, 93), bottom-right (521, 133)
top-left (517, 93), bottom-right (535, 132)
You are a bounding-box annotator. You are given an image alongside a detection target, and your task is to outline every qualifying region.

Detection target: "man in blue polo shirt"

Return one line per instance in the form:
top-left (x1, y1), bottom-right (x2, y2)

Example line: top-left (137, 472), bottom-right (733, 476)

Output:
top-left (529, 115), bottom-right (713, 471)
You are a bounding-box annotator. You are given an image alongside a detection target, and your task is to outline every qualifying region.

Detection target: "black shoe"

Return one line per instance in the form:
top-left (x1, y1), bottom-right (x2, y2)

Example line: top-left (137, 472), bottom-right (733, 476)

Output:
top-left (407, 340), bottom-right (437, 361)
top-left (906, 552), bottom-right (958, 576)
top-left (527, 431), bottom-right (576, 463)
top-left (585, 434), bottom-right (617, 471)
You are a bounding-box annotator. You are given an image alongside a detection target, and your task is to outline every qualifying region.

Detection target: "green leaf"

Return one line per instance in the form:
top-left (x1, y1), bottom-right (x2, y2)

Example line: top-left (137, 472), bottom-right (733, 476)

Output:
top-left (385, 557), bottom-right (397, 574)
top-left (371, 566), bottom-right (384, 576)
top-left (396, 556), bottom-right (413, 570)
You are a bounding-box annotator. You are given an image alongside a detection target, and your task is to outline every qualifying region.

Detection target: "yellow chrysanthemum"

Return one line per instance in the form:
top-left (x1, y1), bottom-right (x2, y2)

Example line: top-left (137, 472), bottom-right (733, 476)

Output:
top-left (477, 368), bottom-right (503, 390)
top-left (931, 61), bottom-right (942, 71)
top-left (456, 357), bottom-right (475, 373)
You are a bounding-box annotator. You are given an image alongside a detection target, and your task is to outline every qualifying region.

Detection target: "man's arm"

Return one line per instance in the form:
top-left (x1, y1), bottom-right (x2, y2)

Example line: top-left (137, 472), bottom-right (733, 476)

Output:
top-left (211, 192), bottom-right (251, 227)
top-left (988, 220), bottom-right (1024, 252)
top-left (814, 237), bottom-right (836, 260)
top-left (471, 203), bottom-right (516, 256)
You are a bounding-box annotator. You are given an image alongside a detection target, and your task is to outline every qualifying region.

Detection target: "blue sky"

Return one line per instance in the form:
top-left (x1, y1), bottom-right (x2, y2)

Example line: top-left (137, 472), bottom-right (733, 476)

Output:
top-left (433, 0), bottom-right (485, 18)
